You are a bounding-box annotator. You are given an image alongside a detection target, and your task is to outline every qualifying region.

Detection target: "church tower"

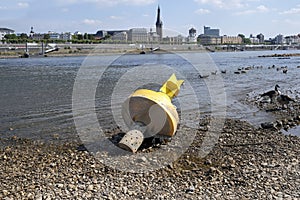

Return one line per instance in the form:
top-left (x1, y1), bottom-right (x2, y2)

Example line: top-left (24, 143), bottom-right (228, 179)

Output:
top-left (155, 5), bottom-right (163, 40)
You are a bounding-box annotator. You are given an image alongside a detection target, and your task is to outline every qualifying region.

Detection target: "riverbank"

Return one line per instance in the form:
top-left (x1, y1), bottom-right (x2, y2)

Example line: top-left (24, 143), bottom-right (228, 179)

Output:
top-left (1, 111), bottom-right (299, 199)
top-left (2, 43), bottom-right (300, 59)
top-left (0, 43), bottom-right (206, 59)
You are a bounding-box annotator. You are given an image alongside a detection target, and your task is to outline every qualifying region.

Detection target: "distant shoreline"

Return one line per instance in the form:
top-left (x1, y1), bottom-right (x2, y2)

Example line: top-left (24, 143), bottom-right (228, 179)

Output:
top-left (1, 43), bottom-right (300, 59)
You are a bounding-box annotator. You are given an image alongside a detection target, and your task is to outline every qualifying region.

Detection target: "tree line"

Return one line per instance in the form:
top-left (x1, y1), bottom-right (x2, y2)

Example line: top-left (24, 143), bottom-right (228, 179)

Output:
top-left (1, 33), bottom-right (103, 44)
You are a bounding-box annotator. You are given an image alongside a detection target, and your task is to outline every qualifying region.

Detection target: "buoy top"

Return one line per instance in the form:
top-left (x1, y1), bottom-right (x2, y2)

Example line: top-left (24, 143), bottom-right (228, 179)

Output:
top-left (159, 73), bottom-right (184, 99)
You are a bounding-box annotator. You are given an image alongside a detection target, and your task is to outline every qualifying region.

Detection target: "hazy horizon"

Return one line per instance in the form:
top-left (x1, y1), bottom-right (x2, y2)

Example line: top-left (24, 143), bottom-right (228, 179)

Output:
top-left (1, 0), bottom-right (300, 38)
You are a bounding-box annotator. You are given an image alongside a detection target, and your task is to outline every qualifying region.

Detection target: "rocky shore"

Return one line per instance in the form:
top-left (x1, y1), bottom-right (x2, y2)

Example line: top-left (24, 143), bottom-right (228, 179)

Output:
top-left (258, 53), bottom-right (300, 58)
top-left (1, 111), bottom-right (299, 199)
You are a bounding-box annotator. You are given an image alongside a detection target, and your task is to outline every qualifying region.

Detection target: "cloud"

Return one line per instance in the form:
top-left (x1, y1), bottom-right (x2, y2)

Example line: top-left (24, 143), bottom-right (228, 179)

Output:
top-left (61, 8), bottom-right (69, 12)
top-left (55, 0), bottom-right (156, 6)
top-left (280, 7), bottom-right (300, 15)
top-left (110, 15), bottom-right (123, 20)
top-left (89, 0), bottom-right (157, 6)
top-left (194, 0), bottom-right (246, 9)
top-left (82, 19), bottom-right (102, 25)
top-left (17, 2), bottom-right (29, 8)
top-left (283, 19), bottom-right (300, 25)
top-left (54, 0), bottom-right (80, 5)
top-left (120, 0), bottom-right (156, 5)
top-left (257, 5), bottom-right (268, 12)
top-left (234, 5), bottom-right (269, 15)
top-left (0, 6), bottom-right (8, 10)
top-left (195, 8), bottom-right (211, 15)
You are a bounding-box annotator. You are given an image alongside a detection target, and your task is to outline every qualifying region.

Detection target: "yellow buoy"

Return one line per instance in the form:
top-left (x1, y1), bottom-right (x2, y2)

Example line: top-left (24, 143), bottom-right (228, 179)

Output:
top-left (119, 74), bottom-right (184, 152)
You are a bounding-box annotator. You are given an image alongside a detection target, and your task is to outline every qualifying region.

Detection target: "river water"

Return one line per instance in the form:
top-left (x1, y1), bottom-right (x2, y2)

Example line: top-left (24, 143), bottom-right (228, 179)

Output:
top-left (0, 50), bottom-right (299, 142)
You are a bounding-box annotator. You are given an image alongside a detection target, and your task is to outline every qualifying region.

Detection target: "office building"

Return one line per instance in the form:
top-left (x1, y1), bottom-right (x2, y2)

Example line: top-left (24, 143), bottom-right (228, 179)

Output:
top-left (0, 28), bottom-right (15, 40)
top-left (128, 28), bottom-right (148, 42)
top-left (257, 33), bottom-right (265, 43)
top-left (204, 26), bottom-right (220, 37)
top-left (111, 31), bottom-right (128, 42)
top-left (221, 36), bottom-right (242, 44)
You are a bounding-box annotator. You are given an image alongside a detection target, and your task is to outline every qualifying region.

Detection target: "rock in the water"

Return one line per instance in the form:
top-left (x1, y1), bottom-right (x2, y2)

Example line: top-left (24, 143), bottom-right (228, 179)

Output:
top-left (261, 122), bottom-right (275, 129)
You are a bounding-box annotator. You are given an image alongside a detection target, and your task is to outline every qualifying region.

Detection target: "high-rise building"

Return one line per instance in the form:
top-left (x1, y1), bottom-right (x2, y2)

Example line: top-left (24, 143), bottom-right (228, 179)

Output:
top-left (257, 33), bottom-right (265, 43)
top-left (274, 34), bottom-right (284, 44)
top-left (0, 28), bottom-right (14, 40)
top-left (204, 26), bottom-right (220, 37)
top-left (198, 26), bottom-right (221, 45)
top-left (155, 6), bottom-right (163, 40)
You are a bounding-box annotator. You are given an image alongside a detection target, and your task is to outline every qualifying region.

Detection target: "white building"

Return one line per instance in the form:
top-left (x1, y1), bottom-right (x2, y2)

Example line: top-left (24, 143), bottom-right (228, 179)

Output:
top-left (48, 31), bottom-right (60, 40)
top-left (111, 31), bottom-right (128, 42)
top-left (31, 33), bottom-right (44, 40)
top-left (274, 34), bottom-right (284, 44)
top-left (0, 28), bottom-right (15, 40)
top-left (61, 32), bottom-right (72, 40)
top-left (149, 28), bottom-right (160, 43)
top-left (128, 28), bottom-right (148, 42)
top-left (285, 35), bottom-right (300, 45)
top-left (45, 31), bottom-right (73, 40)
top-left (250, 37), bottom-right (260, 44)
top-left (163, 35), bottom-right (186, 45)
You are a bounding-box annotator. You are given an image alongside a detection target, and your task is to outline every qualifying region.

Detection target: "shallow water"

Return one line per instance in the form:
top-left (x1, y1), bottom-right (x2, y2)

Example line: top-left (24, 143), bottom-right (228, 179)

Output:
top-left (0, 50), bottom-right (299, 142)
top-left (282, 126), bottom-right (300, 137)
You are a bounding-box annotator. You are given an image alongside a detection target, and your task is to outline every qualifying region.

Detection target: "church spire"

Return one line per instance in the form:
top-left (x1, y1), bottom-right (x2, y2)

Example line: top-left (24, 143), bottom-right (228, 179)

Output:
top-left (156, 5), bottom-right (162, 26)
top-left (155, 5), bottom-right (163, 40)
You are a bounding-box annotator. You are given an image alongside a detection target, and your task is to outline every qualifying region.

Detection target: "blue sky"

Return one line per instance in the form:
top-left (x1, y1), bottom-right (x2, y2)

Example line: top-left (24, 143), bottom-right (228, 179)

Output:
top-left (1, 0), bottom-right (300, 38)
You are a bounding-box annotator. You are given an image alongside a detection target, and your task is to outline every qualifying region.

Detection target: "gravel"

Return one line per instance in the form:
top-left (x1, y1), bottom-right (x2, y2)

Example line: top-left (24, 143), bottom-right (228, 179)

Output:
top-left (1, 112), bottom-right (300, 199)
top-left (1, 89), bottom-right (300, 199)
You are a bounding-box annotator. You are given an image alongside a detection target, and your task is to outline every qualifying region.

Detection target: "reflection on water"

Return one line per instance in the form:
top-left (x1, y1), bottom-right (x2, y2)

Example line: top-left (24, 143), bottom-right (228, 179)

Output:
top-left (0, 50), bottom-right (299, 142)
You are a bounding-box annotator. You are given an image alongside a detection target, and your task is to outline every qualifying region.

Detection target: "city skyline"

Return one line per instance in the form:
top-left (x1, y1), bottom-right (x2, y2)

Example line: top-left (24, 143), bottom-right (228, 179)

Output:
top-left (1, 0), bottom-right (300, 38)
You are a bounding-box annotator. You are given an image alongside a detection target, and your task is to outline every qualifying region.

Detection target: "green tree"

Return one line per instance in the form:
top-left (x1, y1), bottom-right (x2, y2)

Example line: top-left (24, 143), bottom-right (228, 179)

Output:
top-left (83, 33), bottom-right (88, 40)
top-left (43, 34), bottom-right (50, 40)
top-left (243, 38), bottom-right (251, 44)
top-left (4, 34), bottom-right (17, 40)
top-left (19, 33), bottom-right (28, 39)
top-left (238, 34), bottom-right (245, 41)
top-left (103, 34), bottom-right (111, 40)
top-left (88, 34), bottom-right (94, 40)
top-left (72, 35), bottom-right (78, 40)
top-left (77, 34), bottom-right (83, 40)
top-left (238, 34), bottom-right (251, 44)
